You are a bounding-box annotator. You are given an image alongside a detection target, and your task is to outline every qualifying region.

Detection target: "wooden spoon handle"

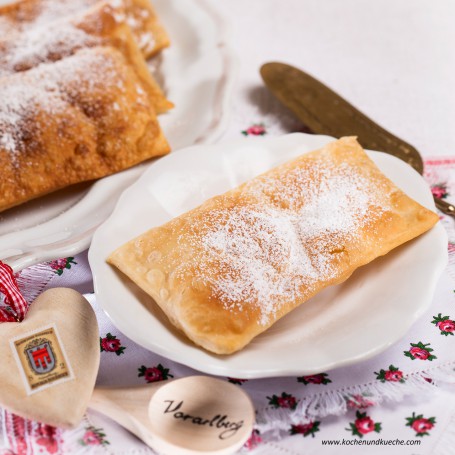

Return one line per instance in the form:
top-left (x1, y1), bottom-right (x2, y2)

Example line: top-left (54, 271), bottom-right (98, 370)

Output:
top-left (90, 385), bottom-right (160, 448)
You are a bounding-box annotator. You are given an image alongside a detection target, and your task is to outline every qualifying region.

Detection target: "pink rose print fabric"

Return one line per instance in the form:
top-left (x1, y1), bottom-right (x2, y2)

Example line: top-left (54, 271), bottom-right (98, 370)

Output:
top-left (405, 413), bottom-right (436, 437)
top-left (375, 365), bottom-right (406, 383)
top-left (48, 257), bottom-right (77, 276)
top-left (241, 123), bottom-right (267, 136)
top-left (430, 182), bottom-right (449, 200)
top-left (138, 363), bottom-right (173, 383)
top-left (297, 373), bottom-right (331, 385)
top-left (267, 392), bottom-right (298, 410)
top-left (79, 426), bottom-right (109, 446)
top-left (431, 313), bottom-right (455, 336)
top-left (100, 333), bottom-right (126, 355)
top-left (404, 342), bottom-right (437, 361)
top-left (289, 421), bottom-right (321, 438)
top-left (346, 411), bottom-right (381, 438)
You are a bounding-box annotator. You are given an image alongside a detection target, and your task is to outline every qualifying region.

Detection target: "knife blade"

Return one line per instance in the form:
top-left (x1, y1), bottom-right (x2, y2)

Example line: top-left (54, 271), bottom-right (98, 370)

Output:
top-left (260, 62), bottom-right (423, 174)
top-left (260, 61), bottom-right (455, 217)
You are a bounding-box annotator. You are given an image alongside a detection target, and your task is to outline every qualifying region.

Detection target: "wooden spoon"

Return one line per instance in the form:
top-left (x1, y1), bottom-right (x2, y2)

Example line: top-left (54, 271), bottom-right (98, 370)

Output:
top-left (0, 287), bottom-right (254, 452)
top-left (90, 376), bottom-right (255, 455)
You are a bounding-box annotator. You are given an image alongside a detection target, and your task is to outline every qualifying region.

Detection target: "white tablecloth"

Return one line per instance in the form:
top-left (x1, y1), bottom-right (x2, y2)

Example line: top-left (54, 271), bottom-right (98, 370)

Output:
top-left (212, 0), bottom-right (455, 156)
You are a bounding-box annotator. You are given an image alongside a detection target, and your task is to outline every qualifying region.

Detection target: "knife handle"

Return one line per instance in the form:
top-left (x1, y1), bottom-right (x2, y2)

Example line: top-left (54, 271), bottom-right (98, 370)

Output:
top-left (434, 197), bottom-right (455, 218)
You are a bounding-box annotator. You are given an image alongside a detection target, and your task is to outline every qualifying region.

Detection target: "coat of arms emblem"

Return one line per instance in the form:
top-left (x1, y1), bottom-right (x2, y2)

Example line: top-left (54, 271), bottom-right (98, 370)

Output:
top-left (11, 325), bottom-right (73, 394)
top-left (25, 338), bottom-right (56, 374)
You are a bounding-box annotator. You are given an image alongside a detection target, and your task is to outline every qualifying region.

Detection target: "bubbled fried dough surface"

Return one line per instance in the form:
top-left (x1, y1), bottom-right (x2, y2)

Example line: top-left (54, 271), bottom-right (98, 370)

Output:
top-left (0, 46), bottom-right (170, 213)
top-left (108, 138), bottom-right (439, 355)
top-left (0, 0), bottom-right (169, 58)
top-left (107, 138), bottom-right (439, 354)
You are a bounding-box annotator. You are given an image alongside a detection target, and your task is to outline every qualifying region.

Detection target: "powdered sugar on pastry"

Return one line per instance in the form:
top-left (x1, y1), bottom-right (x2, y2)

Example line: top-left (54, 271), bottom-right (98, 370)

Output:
top-left (107, 137), bottom-right (438, 354)
top-left (0, 0), bottom-right (169, 58)
top-left (0, 45), bottom-right (170, 212)
top-left (178, 160), bottom-right (391, 325)
top-left (0, 85), bottom-right (65, 158)
top-left (0, 48), bottom-right (127, 159)
top-left (0, 22), bottom-right (96, 75)
top-left (0, 0), bottom-right (99, 33)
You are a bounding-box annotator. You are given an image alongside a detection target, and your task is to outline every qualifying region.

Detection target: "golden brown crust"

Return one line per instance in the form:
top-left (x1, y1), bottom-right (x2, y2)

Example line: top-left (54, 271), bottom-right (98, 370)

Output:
top-left (121, 0), bottom-right (170, 58)
top-left (0, 0), bottom-right (169, 58)
top-left (0, 2), bottom-right (172, 113)
top-left (79, 3), bottom-right (173, 113)
top-left (107, 138), bottom-right (439, 354)
top-left (0, 46), bottom-right (170, 213)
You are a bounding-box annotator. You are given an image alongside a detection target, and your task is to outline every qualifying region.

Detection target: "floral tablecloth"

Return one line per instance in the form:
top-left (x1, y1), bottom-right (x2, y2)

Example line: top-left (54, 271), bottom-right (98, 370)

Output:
top-left (2, 0), bottom-right (455, 454)
top-left (1, 156), bottom-right (454, 455)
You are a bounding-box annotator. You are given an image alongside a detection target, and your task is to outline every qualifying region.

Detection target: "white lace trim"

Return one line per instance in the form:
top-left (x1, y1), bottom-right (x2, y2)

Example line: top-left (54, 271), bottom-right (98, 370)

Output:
top-left (255, 362), bottom-right (455, 437)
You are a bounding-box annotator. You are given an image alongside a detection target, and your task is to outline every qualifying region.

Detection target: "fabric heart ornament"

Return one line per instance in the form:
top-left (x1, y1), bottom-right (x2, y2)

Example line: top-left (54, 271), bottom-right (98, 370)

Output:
top-left (0, 286), bottom-right (99, 428)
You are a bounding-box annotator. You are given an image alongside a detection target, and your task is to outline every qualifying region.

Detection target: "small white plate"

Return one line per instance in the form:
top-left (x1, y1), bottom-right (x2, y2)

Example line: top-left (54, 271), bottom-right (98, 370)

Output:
top-left (89, 133), bottom-right (448, 378)
top-left (0, 0), bottom-right (236, 271)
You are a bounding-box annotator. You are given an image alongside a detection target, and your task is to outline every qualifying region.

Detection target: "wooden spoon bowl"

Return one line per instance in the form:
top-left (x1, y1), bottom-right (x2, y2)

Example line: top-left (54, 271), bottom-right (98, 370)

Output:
top-left (90, 376), bottom-right (256, 455)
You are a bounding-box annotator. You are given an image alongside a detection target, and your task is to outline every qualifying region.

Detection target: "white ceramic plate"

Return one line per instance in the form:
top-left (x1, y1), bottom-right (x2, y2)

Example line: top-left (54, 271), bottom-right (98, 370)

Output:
top-left (0, 0), bottom-right (236, 271)
top-left (89, 133), bottom-right (448, 378)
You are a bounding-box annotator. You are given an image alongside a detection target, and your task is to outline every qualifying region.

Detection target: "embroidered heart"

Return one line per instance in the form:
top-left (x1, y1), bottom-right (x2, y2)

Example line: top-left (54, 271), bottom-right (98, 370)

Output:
top-left (0, 288), bottom-right (99, 428)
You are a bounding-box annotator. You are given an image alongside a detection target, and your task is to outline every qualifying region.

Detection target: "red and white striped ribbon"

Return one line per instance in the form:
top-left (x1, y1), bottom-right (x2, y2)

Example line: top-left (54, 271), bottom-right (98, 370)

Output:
top-left (0, 261), bottom-right (29, 322)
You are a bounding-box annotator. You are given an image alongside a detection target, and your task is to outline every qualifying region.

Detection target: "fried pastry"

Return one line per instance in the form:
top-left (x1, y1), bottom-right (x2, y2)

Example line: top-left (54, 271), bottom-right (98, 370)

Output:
top-left (120, 0), bottom-right (170, 58)
top-left (0, 46), bottom-right (170, 213)
top-left (0, 2), bottom-right (172, 113)
top-left (107, 137), bottom-right (439, 355)
top-left (0, 0), bottom-right (169, 58)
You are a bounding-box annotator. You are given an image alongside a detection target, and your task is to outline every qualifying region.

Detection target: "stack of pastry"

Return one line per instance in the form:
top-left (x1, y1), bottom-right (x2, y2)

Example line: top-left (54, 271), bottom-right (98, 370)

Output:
top-left (0, 0), bottom-right (171, 213)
